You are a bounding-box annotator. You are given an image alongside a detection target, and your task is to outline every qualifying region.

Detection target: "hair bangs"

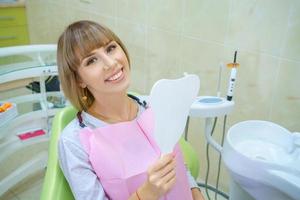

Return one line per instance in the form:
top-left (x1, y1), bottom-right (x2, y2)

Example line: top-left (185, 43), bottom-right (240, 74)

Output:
top-left (75, 28), bottom-right (112, 62)
top-left (66, 23), bottom-right (114, 69)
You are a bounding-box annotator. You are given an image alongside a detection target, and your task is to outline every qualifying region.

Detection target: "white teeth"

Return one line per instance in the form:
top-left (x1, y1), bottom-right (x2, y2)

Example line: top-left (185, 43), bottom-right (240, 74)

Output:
top-left (107, 70), bottom-right (122, 81)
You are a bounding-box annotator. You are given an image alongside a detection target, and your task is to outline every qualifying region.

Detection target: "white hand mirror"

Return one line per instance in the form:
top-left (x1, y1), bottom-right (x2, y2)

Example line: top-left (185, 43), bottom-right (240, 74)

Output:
top-left (149, 74), bottom-right (200, 153)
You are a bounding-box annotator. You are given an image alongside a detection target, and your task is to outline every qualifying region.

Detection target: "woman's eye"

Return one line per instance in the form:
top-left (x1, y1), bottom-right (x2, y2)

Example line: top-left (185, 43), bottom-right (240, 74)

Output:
top-left (106, 44), bottom-right (116, 53)
top-left (86, 57), bottom-right (97, 66)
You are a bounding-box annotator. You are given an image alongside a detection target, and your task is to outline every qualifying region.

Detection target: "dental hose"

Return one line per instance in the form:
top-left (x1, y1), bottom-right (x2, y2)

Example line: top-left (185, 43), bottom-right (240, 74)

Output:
top-left (205, 117), bottom-right (218, 200)
top-left (184, 116), bottom-right (228, 199)
top-left (204, 116), bottom-right (229, 200)
top-left (215, 115), bottom-right (227, 200)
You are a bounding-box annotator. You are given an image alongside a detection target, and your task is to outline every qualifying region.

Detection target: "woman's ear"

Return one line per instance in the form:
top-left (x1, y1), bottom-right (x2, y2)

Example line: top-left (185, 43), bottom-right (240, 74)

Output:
top-left (78, 81), bottom-right (87, 88)
top-left (77, 75), bottom-right (87, 88)
top-left (77, 79), bottom-right (87, 88)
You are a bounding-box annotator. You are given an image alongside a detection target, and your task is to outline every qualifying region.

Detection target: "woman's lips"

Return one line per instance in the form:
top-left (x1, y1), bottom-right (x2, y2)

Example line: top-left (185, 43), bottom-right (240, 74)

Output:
top-left (105, 68), bottom-right (125, 83)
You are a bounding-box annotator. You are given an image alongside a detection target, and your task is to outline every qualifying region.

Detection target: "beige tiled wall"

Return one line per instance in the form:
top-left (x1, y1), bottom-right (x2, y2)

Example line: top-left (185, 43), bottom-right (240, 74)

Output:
top-left (25, 0), bottom-right (300, 193)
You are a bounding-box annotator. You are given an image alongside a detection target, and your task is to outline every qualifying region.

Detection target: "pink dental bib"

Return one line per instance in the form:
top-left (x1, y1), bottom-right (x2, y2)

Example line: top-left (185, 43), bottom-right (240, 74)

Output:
top-left (79, 108), bottom-right (193, 200)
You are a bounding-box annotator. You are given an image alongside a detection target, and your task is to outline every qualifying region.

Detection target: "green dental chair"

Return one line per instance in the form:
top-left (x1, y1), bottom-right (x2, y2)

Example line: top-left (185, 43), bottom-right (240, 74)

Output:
top-left (41, 105), bottom-right (199, 200)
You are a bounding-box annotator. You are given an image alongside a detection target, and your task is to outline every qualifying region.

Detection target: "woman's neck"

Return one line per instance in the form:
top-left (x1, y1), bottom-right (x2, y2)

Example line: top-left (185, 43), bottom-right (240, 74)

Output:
top-left (88, 92), bottom-right (137, 123)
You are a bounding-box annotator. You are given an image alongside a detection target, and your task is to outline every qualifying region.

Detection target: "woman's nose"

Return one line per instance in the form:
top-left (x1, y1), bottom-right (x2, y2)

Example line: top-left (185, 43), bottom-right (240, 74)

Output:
top-left (102, 54), bottom-right (117, 70)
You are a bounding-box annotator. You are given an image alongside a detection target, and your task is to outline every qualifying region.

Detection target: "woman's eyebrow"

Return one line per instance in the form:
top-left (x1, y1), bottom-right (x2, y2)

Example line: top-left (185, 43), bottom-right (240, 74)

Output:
top-left (84, 52), bottom-right (96, 58)
top-left (106, 40), bottom-right (115, 46)
top-left (80, 52), bottom-right (96, 64)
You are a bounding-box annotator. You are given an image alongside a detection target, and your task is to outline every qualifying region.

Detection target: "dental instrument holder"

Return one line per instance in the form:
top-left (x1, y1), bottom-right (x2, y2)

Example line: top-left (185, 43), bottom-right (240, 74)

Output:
top-left (226, 51), bottom-right (239, 101)
top-left (194, 51), bottom-right (239, 152)
top-left (189, 96), bottom-right (234, 152)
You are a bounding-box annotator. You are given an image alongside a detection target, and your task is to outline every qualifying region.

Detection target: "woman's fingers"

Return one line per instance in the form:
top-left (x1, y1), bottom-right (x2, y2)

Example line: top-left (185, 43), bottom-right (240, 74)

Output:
top-left (152, 164), bottom-right (176, 188)
top-left (145, 153), bottom-right (177, 197)
top-left (148, 157), bottom-right (176, 184)
top-left (155, 158), bottom-right (176, 178)
top-left (149, 153), bottom-right (174, 172)
top-left (160, 168), bottom-right (176, 185)
top-left (163, 172), bottom-right (177, 192)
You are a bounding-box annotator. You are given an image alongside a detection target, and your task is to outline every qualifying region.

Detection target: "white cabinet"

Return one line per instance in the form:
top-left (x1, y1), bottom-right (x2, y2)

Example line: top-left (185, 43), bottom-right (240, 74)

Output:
top-left (0, 45), bottom-right (65, 196)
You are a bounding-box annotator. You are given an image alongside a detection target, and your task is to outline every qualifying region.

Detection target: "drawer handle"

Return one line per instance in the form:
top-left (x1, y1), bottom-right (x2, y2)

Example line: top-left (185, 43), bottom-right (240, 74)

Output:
top-left (0, 16), bottom-right (16, 21)
top-left (0, 36), bottom-right (17, 40)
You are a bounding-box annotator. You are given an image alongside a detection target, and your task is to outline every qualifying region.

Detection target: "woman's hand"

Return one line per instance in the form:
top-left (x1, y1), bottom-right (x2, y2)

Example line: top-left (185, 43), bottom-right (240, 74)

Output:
top-left (138, 153), bottom-right (177, 200)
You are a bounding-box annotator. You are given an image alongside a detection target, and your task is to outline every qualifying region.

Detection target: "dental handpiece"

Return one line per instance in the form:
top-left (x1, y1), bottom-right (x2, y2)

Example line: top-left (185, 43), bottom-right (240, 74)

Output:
top-left (226, 51), bottom-right (239, 101)
top-left (227, 67), bottom-right (237, 101)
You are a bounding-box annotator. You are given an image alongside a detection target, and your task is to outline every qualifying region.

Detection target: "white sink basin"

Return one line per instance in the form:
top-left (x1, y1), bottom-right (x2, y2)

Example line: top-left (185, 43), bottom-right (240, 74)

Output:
top-left (222, 120), bottom-right (300, 200)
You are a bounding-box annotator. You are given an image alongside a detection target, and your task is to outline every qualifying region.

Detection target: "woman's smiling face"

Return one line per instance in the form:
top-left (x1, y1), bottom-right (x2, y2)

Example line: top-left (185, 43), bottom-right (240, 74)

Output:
top-left (77, 40), bottom-right (130, 96)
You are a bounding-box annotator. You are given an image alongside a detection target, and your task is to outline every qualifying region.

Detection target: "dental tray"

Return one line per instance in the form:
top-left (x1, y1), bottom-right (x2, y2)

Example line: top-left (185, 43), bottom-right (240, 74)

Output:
top-left (0, 102), bottom-right (18, 127)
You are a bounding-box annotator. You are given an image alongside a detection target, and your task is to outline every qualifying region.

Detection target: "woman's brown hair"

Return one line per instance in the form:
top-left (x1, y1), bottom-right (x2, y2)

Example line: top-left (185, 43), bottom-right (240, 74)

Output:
top-left (57, 20), bottom-right (130, 111)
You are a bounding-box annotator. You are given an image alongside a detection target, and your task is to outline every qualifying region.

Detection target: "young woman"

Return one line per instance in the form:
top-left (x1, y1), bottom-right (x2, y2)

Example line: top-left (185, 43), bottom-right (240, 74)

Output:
top-left (57, 20), bottom-right (205, 200)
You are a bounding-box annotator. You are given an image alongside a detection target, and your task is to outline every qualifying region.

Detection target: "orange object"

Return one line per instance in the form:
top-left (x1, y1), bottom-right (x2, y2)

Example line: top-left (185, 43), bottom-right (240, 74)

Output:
top-left (227, 63), bottom-right (240, 68)
top-left (0, 102), bottom-right (13, 112)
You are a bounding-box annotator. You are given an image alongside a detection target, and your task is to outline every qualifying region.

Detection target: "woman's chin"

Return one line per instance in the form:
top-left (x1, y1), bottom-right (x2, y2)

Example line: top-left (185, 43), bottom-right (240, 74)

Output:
top-left (105, 78), bottom-right (130, 94)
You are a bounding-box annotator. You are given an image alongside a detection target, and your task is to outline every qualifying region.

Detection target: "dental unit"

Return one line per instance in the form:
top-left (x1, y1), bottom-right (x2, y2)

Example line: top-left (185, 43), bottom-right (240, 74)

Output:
top-left (187, 51), bottom-right (300, 200)
top-left (188, 51), bottom-right (239, 200)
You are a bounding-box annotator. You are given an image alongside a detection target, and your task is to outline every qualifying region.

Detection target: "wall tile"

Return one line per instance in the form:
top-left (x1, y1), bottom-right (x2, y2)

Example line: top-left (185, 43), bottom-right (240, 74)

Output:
top-left (115, 19), bottom-right (146, 59)
top-left (147, 0), bottom-right (184, 32)
top-left (179, 37), bottom-right (224, 95)
top-left (66, 0), bottom-right (115, 17)
top-left (66, 7), bottom-right (91, 24)
top-left (270, 60), bottom-right (300, 131)
top-left (89, 0), bottom-right (115, 17)
top-left (44, 0), bottom-right (66, 5)
top-left (116, 0), bottom-right (146, 24)
top-left (89, 13), bottom-right (116, 32)
top-left (25, 0), bottom-right (50, 44)
top-left (146, 57), bottom-right (182, 91)
top-left (281, 0), bottom-right (300, 61)
top-left (45, 3), bottom-right (69, 43)
top-left (128, 56), bottom-right (147, 94)
top-left (66, 0), bottom-right (92, 13)
top-left (226, 0), bottom-right (291, 56)
top-left (183, 0), bottom-right (230, 43)
top-left (147, 27), bottom-right (181, 62)
top-left (146, 28), bottom-right (182, 90)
